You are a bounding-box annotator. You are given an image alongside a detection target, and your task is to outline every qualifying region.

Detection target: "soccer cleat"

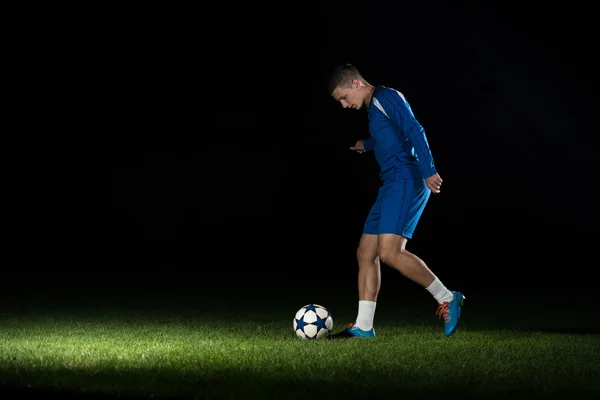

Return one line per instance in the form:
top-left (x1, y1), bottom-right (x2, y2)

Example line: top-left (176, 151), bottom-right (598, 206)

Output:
top-left (436, 291), bottom-right (465, 337)
top-left (327, 323), bottom-right (375, 339)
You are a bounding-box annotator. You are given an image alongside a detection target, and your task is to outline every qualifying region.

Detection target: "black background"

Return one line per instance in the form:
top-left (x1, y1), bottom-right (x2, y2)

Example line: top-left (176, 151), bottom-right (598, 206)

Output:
top-left (4, 1), bottom-right (598, 299)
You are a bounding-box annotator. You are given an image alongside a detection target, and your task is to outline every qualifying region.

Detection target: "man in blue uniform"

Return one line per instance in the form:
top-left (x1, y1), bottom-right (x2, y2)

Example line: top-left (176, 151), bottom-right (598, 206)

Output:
top-left (328, 64), bottom-right (464, 338)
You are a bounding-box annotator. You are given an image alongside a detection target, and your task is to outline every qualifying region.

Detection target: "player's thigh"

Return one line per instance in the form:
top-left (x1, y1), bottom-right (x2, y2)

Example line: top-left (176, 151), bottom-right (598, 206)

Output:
top-left (378, 233), bottom-right (408, 255)
top-left (379, 178), bottom-right (430, 239)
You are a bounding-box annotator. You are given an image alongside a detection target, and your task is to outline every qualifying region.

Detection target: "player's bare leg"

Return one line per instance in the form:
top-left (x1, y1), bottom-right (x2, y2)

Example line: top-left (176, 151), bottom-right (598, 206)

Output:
top-left (377, 233), bottom-right (436, 288)
top-left (357, 233), bottom-right (380, 302)
top-left (378, 233), bottom-right (465, 336)
top-left (329, 234), bottom-right (379, 339)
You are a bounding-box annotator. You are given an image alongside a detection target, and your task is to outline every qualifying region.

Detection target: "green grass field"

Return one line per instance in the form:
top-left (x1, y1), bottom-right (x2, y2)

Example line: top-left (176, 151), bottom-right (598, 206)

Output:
top-left (0, 287), bottom-right (598, 399)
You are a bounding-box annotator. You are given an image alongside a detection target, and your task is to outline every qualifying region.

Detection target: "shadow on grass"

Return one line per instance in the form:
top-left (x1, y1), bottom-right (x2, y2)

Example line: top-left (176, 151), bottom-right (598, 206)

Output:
top-left (1, 365), bottom-right (592, 400)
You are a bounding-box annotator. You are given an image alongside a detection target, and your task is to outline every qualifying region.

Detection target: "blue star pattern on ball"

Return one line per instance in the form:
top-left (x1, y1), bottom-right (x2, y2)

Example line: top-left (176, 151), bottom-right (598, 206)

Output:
top-left (303, 304), bottom-right (319, 313)
top-left (294, 315), bottom-right (307, 331)
top-left (313, 313), bottom-right (328, 331)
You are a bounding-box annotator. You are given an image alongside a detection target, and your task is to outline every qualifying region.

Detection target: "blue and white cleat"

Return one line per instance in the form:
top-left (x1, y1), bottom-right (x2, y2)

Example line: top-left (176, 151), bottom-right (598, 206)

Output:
top-left (436, 291), bottom-right (465, 337)
top-left (327, 323), bottom-right (375, 339)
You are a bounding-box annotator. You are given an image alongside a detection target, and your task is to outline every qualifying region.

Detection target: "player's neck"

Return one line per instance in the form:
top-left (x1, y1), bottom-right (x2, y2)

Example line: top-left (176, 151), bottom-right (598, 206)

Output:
top-left (364, 85), bottom-right (375, 109)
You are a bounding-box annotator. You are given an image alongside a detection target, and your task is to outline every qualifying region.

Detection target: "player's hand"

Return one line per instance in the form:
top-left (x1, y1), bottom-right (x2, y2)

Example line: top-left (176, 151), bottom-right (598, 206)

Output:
top-left (426, 173), bottom-right (443, 194)
top-left (350, 140), bottom-right (366, 154)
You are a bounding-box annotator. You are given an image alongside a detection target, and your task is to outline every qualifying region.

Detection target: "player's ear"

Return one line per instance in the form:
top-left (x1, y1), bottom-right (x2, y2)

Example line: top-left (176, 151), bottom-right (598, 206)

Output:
top-left (352, 79), bottom-right (360, 88)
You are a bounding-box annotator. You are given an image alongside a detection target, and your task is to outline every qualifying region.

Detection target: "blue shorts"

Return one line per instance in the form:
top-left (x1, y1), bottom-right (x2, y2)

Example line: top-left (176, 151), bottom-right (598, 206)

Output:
top-left (363, 177), bottom-right (431, 239)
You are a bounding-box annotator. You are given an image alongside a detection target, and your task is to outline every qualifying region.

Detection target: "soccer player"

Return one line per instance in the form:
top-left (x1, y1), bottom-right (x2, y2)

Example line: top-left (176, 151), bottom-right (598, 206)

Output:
top-left (327, 63), bottom-right (464, 338)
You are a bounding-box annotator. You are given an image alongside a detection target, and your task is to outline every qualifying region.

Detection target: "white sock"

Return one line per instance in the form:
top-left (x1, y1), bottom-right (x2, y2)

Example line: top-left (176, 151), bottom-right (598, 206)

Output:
top-left (426, 277), bottom-right (454, 304)
top-left (354, 300), bottom-right (376, 331)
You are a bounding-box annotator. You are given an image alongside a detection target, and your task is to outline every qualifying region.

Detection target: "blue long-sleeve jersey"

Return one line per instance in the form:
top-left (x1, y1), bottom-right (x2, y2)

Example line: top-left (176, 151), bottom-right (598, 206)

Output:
top-left (363, 85), bottom-right (437, 182)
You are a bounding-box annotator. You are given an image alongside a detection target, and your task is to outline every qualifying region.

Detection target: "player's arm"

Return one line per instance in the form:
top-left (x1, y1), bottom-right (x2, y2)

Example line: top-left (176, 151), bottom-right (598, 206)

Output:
top-left (379, 91), bottom-right (437, 179)
top-left (350, 138), bottom-right (374, 153)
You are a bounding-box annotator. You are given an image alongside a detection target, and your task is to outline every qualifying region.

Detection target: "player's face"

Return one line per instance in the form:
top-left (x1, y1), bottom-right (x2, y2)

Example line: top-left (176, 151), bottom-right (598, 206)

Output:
top-left (331, 83), bottom-right (364, 110)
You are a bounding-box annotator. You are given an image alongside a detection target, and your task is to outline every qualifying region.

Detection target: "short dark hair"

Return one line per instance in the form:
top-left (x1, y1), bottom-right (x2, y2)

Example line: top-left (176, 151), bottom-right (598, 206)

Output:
top-left (327, 63), bottom-right (364, 94)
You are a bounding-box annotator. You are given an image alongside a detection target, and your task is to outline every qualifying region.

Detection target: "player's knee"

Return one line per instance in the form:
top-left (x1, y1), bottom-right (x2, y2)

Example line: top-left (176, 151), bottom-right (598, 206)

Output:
top-left (356, 245), bottom-right (377, 265)
top-left (378, 244), bottom-right (405, 266)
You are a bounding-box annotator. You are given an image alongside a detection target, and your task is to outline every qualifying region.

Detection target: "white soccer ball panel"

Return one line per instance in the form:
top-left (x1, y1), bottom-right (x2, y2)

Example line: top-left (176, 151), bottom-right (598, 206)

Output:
top-left (316, 327), bottom-right (329, 339)
top-left (293, 318), bottom-right (297, 330)
top-left (325, 315), bottom-right (333, 330)
top-left (303, 324), bottom-right (318, 338)
top-left (295, 329), bottom-right (306, 339)
top-left (295, 308), bottom-right (306, 320)
top-left (315, 307), bottom-right (329, 319)
top-left (303, 310), bottom-right (317, 324)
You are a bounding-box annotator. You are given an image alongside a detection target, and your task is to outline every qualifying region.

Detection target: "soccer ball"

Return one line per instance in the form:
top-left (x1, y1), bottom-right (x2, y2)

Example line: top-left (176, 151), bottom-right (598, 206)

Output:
top-left (293, 304), bottom-right (333, 340)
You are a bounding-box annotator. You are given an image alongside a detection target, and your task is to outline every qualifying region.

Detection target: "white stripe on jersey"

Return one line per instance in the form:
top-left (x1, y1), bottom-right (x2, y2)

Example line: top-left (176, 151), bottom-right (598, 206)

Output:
top-left (372, 88), bottom-right (408, 119)
top-left (392, 89), bottom-right (407, 103)
top-left (372, 97), bottom-right (389, 118)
